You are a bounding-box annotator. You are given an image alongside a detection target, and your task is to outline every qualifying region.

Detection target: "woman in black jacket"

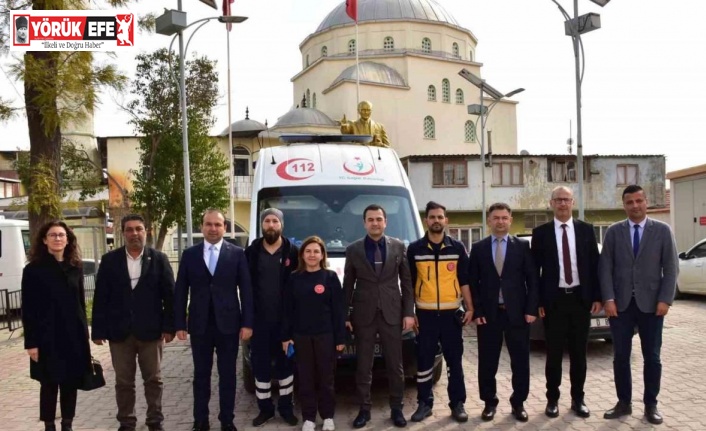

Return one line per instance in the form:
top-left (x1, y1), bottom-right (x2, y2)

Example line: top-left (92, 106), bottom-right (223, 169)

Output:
top-left (282, 236), bottom-right (345, 431)
top-left (22, 221), bottom-right (90, 431)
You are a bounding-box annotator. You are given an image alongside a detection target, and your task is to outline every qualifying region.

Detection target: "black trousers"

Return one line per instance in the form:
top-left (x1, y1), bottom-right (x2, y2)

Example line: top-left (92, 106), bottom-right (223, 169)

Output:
top-left (40, 382), bottom-right (78, 423)
top-left (543, 289), bottom-right (590, 402)
top-left (293, 333), bottom-right (336, 422)
top-left (477, 307), bottom-right (530, 408)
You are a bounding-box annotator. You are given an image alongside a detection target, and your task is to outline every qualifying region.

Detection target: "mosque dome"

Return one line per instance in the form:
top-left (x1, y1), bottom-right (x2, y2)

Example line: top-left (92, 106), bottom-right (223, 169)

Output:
top-left (315, 0), bottom-right (461, 33)
top-left (272, 107), bottom-right (338, 129)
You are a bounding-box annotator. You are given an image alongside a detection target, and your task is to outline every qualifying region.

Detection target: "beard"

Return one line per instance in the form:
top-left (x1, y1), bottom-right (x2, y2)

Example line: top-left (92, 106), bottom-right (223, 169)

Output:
top-left (263, 229), bottom-right (281, 245)
top-left (429, 223), bottom-right (444, 234)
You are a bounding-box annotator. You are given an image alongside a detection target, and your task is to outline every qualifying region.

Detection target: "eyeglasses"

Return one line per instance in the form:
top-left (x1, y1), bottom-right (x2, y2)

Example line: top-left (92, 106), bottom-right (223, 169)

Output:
top-left (47, 233), bottom-right (67, 239)
top-left (552, 198), bottom-right (573, 204)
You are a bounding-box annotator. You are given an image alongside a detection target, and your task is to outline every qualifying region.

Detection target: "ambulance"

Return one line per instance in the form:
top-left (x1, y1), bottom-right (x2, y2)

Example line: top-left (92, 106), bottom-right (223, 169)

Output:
top-left (242, 135), bottom-right (443, 392)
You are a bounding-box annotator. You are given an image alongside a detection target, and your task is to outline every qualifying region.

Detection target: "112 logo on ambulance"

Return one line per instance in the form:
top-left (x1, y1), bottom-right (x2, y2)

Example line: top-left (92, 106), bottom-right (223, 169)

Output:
top-left (10, 10), bottom-right (135, 52)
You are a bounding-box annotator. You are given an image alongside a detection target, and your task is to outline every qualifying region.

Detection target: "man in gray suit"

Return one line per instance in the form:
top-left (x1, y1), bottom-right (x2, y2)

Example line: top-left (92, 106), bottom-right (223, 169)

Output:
top-left (343, 204), bottom-right (415, 428)
top-left (599, 185), bottom-right (678, 425)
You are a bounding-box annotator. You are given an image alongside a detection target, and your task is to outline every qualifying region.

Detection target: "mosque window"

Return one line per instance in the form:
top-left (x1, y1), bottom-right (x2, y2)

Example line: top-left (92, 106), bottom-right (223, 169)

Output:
top-left (348, 39), bottom-right (356, 55)
top-left (422, 37), bottom-right (432, 53)
top-left (424, 116), bottom-right (435, 139)
top-left (427, 85), bottom-right (436, 102)
top-left (306, 89), bottom-right (311, 107)
top-left (384, 36), bottom-right (394, 51)
top-left (306, 54), bottom-right (309, 67)
top-left (453, 42), bottom-right (460, 58)
top-left (321, 46), bottom-right (328, 57)
top-left (455, 88), bottom-right (464, 104)
top-left (442, 79), bottom-right (450, 103)
top-left (464, 120), bottom-right (476, 143)
top-left (313, 93), bottom-right (317, 108)
top-left (469, 50), bottom-right (474, 61)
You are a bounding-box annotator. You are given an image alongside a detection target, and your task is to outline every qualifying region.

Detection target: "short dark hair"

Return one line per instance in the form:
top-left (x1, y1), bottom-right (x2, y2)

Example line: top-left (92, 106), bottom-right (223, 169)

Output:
top-left (425, 201), bottom-right (446, 217)
top-left (487, 202), bottom-right (512, 216)
top-left (121, 214), bottom-right (145, 231)
top-left (622, 185), bottom-right (644, 199)
top-left (363, 204), bottom-right (386, 220)
top-left (201, 208), bottom-right (226, 223)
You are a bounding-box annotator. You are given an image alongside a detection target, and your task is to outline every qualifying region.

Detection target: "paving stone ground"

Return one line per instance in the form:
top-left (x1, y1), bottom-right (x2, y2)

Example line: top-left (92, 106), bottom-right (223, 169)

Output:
top-left (2, 295), bottom-right (706, 430)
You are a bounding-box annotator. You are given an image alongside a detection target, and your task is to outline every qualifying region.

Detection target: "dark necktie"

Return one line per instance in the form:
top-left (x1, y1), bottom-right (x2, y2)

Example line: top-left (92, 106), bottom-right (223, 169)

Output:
top-left (374, 241), bottom-right (383, 275)
top-left (561, 224), bottom-right (573, 285)
top-left (633, 225), bottom-right (640, 257)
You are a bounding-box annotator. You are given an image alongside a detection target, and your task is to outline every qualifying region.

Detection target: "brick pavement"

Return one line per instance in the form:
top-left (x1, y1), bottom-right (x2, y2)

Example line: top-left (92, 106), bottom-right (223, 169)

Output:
top-left (2, 296), bottom-right (706, 430)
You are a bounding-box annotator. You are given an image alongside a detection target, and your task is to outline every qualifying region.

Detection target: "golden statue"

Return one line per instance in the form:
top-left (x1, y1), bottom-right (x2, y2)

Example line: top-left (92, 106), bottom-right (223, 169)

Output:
top-left (339, 100), bottom-right (390, 147)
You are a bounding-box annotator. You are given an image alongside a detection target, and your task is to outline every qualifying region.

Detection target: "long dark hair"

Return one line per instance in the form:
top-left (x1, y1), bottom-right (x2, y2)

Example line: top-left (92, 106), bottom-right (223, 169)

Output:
top-left (28, 220), bottom-right (82, 267)
top-left (295, 236), bottom-right (328, 273)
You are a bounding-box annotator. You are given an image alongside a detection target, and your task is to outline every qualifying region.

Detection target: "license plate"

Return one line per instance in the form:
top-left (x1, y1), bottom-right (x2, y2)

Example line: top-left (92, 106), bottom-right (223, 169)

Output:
top-left (591, 318), bottom-right (610, 328)
top-left (343, 343), bottom-right (382, 357)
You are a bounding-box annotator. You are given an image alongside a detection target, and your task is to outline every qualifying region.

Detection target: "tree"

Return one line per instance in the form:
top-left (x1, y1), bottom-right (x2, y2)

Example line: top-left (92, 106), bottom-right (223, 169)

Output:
top-left (0, 0), bottom-right (153, 235)
top-left (128, 49), bottom-right (229, 250)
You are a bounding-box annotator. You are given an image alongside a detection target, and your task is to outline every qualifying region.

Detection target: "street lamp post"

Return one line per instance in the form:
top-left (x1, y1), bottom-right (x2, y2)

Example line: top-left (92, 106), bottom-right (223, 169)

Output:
top-left (550, 0), bottom-right (611, 220)
top-left (157, 4), bottom-right (247, 247)
top-left (459, 69), bottom-right (523, 238)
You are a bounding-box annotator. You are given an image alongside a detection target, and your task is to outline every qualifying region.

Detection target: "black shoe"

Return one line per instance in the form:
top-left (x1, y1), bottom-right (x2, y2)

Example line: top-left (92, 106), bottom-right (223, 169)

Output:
top-left (645, 406), bottom-right (663, 425)
top-left (481, 405), bottom-right (496, 422)
top-left (45, 424), bottom-right (56, 431)
top-left (280, 411), bottom-right (299, 426)
top-left (604, 401), bottom-right (632, 419)
top-left (391, 408), bottom-right (407, 427)
top-left (221, 423), bottom-right (237, 431)
top-left (571, 400), bottom-right (590, 418)
top-left (118, 427), bottom-right (135, 431)
top-left (191, 422), bottom-right (210, 431)
top-left (451, 402), bottom-right (468, 423)
top-left (252, 411), bottom-right (274, 427)
top-left (147, 425), bottom-right (164, 431)
top-left (512, 405), bottom-right (529, 422)
top-left (60, 426), bottom-right (73, 431)
top-left (545, 401), bottom-right (559, 418)
top-left (353, 410), bottom-right (371, 428)
top-left (411, 404), bottom-right (432, 422)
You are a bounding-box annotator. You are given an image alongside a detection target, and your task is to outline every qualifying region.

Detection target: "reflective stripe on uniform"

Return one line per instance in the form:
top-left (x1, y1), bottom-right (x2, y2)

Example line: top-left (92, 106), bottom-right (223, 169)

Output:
top-left (255, 380), bottom-right (271, 389)
top-left (417, 367), bottom-right (434, 383)
top-left (415, 299), bottom-right (461, 310)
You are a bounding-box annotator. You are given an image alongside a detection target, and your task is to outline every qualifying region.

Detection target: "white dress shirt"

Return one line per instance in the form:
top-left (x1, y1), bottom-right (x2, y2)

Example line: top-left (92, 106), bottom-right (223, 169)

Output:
top-left (126, 248), bottom-right (144, 289)
top-left (203, 239), bottom-right (224, 269)
top-left (628, 217), bottom-right (647, 245)
top-left (554, 218), bottom-right (580, 288)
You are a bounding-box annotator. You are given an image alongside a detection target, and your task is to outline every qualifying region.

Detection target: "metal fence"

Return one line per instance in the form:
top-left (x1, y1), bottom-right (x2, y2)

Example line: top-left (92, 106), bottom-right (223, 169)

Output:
top-left (0, 274), bottom-right (97, 333)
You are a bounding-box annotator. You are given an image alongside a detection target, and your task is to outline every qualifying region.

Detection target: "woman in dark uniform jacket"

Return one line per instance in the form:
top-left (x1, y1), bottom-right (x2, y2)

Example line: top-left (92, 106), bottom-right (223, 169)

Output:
top-left (22, 221), bottom-right (90, 431)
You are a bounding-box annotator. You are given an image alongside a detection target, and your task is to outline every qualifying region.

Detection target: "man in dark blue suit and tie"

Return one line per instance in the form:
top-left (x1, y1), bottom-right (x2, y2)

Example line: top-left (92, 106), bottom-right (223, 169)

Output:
top-left (174, 209), bottom-right (254, 431)
top-left (469, 202), bottom-right (538, 423)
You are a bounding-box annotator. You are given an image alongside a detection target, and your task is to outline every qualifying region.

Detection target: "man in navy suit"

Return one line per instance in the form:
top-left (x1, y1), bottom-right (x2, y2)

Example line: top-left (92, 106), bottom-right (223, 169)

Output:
top-left (92, 214), bottom-right (175, 431)
top-left (469, 202), bottom-right (538, 423)
top-left (531, 186), bottom-right (601, 419)
top-left (174, 209), bottom-right (254, 431)
top-left (599, 185), bottom-right (678, 425)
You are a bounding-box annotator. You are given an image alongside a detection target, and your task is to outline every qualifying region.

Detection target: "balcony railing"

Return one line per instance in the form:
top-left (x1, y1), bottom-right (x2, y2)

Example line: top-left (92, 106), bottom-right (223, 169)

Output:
top-left (233, 176), bottom-right (253, 201)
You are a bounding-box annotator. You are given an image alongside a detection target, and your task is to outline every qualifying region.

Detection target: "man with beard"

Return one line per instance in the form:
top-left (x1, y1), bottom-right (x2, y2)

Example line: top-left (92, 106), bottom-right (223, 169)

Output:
top-left (92, 214), bottom-right (175, 431)
top-left (244, 208), bottom-right (299, 427)
top-left (407, 201), bottom-right (473, 423)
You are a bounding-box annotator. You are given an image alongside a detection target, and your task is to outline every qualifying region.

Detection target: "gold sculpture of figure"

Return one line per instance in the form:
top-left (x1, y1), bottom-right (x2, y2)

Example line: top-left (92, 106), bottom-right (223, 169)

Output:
top-left (339, 100), bottom-right (390, 147)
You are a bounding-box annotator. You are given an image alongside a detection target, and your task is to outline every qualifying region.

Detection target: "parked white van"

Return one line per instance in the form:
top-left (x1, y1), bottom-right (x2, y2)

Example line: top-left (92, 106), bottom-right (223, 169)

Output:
top-left (0, 218), bottom-right (30, 293)
top-left (242, 135), bottom-right (443, 392)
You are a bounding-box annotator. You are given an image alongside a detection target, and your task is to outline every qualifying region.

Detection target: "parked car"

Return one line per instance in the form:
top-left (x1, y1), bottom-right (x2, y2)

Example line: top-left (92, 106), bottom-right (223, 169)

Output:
top-left (677, 238), bottom-right (706, 297)
top-left (517, 234), bottom-right (611, 341)
top-left (81, 258), bottom-right (99, 275)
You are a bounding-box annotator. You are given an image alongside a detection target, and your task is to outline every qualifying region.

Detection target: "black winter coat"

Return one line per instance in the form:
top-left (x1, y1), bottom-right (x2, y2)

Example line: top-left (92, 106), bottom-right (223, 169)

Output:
top-left (22, 256), bottom-right (91, 385)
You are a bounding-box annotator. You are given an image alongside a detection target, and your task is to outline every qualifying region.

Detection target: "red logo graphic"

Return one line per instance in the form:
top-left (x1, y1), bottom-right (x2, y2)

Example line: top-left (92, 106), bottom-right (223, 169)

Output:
top-left (314, 284), bottom-right (325, 294)
top-left (447, 262), bottom-right (456, 271)
top-left (276, 158), bottom-right (316, 181)
top-left (115, 14), bottom-right (134, 46)
top-left (343, 157), bottom-right (374, 176)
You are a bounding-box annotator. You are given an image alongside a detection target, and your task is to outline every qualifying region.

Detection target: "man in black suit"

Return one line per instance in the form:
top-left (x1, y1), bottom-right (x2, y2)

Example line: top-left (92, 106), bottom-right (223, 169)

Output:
top-left (469, 202), bottom-right (538, 422)
top-left (174, 209), bottom-right (254, 431)
top-left (92, 214), bottom-right (175, 431)
top-left (531, 186), bottom-right (601, 419)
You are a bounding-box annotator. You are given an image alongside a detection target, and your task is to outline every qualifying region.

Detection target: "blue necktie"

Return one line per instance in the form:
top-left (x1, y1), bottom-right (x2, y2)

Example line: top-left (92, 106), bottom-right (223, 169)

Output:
top-left (208, 244), bottom-right (218, 275)
top-left (632, 225), bottom-right (640, 258)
